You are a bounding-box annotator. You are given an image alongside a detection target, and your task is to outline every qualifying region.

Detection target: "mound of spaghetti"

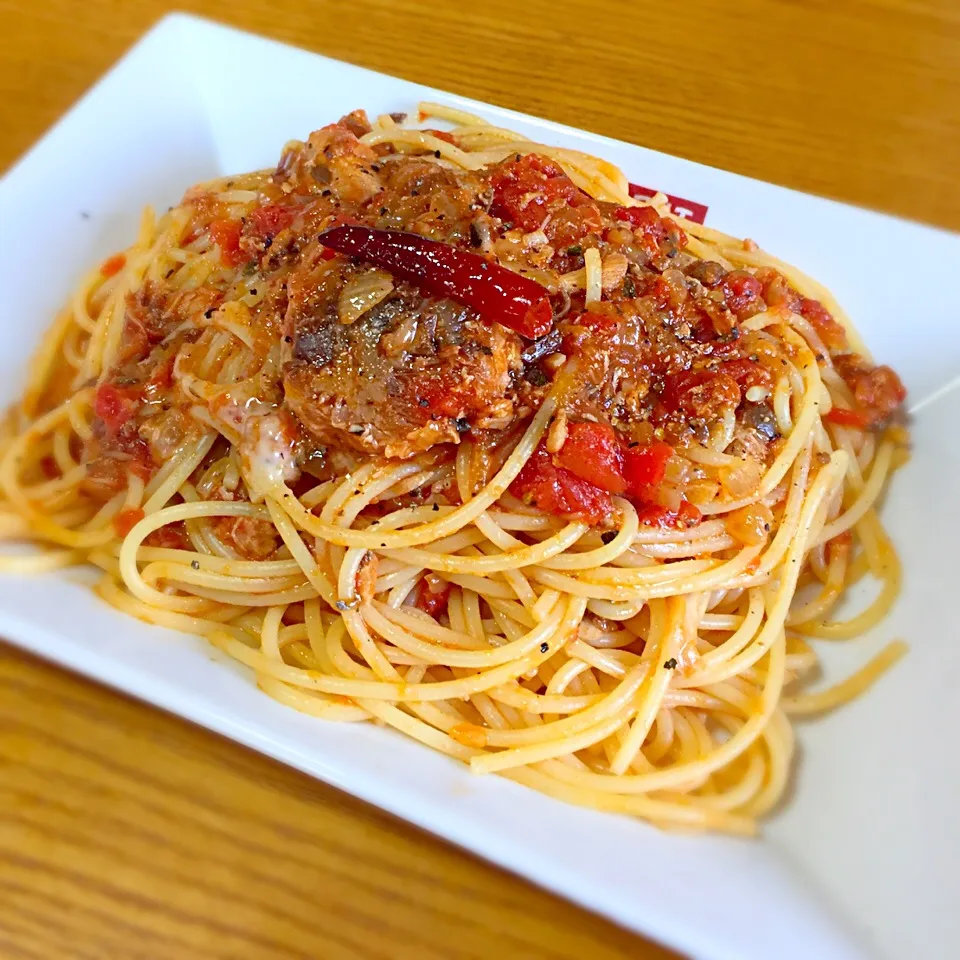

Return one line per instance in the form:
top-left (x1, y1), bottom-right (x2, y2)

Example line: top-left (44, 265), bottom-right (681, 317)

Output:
top-left (0, 104), bottom-right (910, 833)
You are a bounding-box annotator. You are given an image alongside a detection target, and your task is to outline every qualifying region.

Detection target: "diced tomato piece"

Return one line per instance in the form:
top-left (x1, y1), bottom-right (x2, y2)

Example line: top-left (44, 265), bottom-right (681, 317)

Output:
top-left (824, 407), bottom-right (871, 430)
top-left (614, 204), bottom-right (663, 233)
top-left (612, 205), bottom-right (687, 255)
top-left (832, 354), bottom-right (906, 425)
top-left (125, 444), bottom-right (156, 482)
top-left (661, 370), bottom-right (741, 418)
top-left (113, 508), bottom-right (145, 537)
top-left (622, 442), bottom-right (674, 499)
top-left (639, 272), bottom-right (689, 312)
top-left (858, 365), bottom-right (907, 420)
top-left (511, 446), bottom-right (613, 526)
top-left (415, 372), bottom-right (502, 421)
top-left (415, 573), bottom-right (451, 618)
top-left (82, 451), bottom-right (152, 500)
top-left (214, 516), bottom-right (278, 560)
top-left (94, 383), bottom-right (141, 436)
top-left (560, 310), bottom-right (620, 356)
top-left (209, 218), bottom-right (245, 266)
top-left (636, 499), bottom-right (701, 529)
top-left (491, 154), bottom-right (602, 247)
top-left (100, 253), bottom-right (127, 278)
top-left (145, 522), bottom-right (190, 550)
top-left (555, 422), bottom-right (626, 494)
top-left (799, 297), bottom-right (848, 352)
top-left (721, 271), bottom-right (763, 319)
top-left (249, 203), bottom-right (295, 240)
top-left (718, 358), bottom-right (773, 392)
top-left (117, 316), bottom-right (149, 366)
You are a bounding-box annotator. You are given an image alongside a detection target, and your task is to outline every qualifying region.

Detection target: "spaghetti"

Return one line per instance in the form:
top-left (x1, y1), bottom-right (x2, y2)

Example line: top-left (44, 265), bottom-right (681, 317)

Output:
top-left (0, 104), bottom-right (910, 834)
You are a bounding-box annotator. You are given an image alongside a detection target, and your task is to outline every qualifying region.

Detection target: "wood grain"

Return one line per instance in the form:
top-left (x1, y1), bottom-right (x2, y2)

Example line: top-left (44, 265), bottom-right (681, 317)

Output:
top-left (0, 646), bottom-right (672, 960)
top-left (0, 1), bottom-right (957, 958)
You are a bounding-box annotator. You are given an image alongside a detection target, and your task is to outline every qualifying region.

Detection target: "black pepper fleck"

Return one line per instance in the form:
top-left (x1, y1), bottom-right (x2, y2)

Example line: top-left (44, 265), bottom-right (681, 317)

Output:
top-left (432, 503), bottom-right (440, 512)
top-left (663, 658), bottom-right (678, 670)
top-left (191, 560), bottom-right (200, 570)
top-left (540, 642), bottom-right (549, 654)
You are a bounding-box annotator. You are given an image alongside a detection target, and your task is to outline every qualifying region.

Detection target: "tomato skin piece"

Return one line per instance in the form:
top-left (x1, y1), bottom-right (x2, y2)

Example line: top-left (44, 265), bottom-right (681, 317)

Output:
top-left (555, 422), bottom-right (626, 494)
top-left (100, 253), bottom-right (127, 278)
top-left (511, 447), bottom-right (613, 526)
top-left (209, 218), bottom-right (245, 266)
top-left (94, 383), bottom-right (141, 436)
top-left (824, 406), bottom-right (871, 430)
top-left (423, 128), bottom-right (458, 145)
top-left (622, 442), bottom-right (673, 499)
top-left (113, 508), bottom-right (145, 537)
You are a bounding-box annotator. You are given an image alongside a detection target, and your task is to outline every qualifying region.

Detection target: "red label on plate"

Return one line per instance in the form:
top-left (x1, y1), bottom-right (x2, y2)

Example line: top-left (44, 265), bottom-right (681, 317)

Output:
top-left (629, 183), bottom-right (708, 224)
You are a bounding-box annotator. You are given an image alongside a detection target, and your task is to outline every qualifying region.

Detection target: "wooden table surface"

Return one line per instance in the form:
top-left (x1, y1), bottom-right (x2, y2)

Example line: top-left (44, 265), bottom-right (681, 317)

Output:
top-left (1, 2), bottom-right (957, 958)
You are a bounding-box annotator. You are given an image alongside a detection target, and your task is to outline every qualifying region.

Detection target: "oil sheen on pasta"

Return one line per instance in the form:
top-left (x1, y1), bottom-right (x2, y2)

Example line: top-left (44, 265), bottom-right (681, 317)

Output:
top-left (0, 104), bottom-right (910, 834)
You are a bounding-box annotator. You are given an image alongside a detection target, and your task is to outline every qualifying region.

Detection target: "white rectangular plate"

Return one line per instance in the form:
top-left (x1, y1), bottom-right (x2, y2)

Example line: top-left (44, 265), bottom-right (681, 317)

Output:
top-left (1, 15), bottom-right (957, 960)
